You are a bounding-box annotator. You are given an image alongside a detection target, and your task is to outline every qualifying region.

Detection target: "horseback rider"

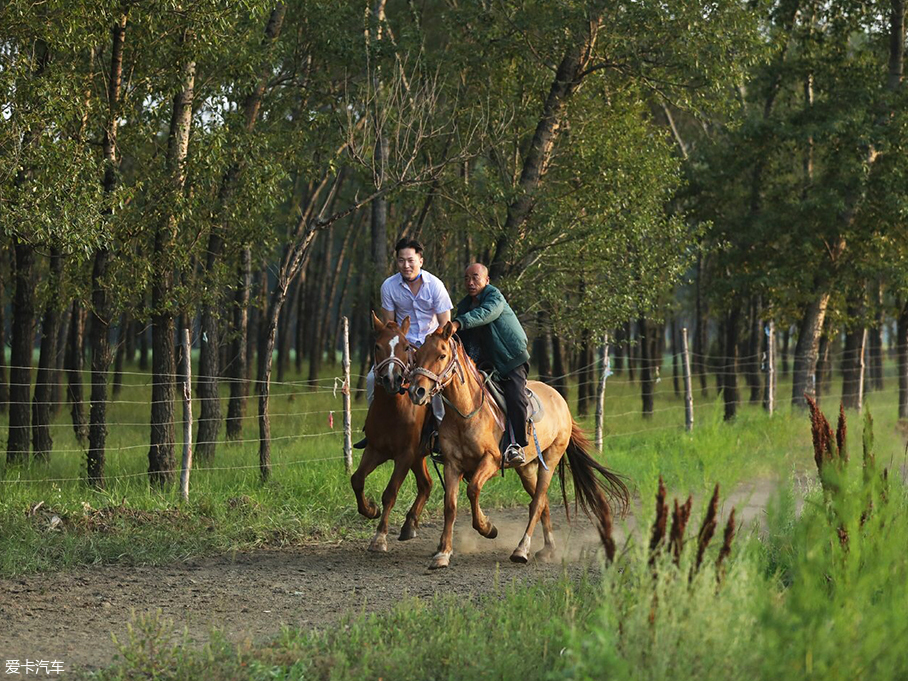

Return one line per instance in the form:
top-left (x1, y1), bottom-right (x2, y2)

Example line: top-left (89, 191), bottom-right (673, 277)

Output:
top-left (451, 263), bottom-right (530, 465)
top-left (356, 237), bottom-right (453, 449)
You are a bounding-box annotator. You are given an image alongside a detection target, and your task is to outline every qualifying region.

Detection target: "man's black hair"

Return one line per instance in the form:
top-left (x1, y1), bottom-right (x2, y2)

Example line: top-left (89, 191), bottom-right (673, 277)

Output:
top-left (395, 237), bottom-right (424, 257)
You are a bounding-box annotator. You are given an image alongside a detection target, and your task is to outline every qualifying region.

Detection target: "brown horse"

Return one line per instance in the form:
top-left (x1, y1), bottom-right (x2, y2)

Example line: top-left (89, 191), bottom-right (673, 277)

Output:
top-left (350, 312), bottom-right (433, 552)
top-left (408, 322), bottom-right (629, 569)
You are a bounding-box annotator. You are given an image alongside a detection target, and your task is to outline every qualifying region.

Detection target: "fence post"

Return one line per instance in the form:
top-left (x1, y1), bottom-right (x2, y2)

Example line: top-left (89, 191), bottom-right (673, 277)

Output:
top-left (342, 316), bottom-right (353, 475)
top-left (682, 327), bottom-right (694, 432)
top-left (765, 319), bottom-right (775, 415)
top-left (595, 333), bottom-right (609, 451)
top-left (179, 327), bottom-right (193, 502)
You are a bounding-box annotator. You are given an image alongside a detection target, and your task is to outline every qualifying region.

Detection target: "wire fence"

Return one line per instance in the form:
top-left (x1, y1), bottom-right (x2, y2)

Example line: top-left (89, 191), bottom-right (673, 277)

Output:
top-left (2, 324), bottom-right (905, 490)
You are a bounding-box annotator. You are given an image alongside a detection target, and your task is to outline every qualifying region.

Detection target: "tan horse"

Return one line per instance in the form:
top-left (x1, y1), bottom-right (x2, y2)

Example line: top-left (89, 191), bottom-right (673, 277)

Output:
top-left (350, 313), bottom-right (432, 552)
top-left (408, 322), bottom-right (629, 569)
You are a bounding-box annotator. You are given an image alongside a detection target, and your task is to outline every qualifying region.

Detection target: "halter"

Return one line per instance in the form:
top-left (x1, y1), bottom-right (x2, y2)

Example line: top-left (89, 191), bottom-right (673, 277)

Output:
top-left (409, 337), bottom-right (465, 398)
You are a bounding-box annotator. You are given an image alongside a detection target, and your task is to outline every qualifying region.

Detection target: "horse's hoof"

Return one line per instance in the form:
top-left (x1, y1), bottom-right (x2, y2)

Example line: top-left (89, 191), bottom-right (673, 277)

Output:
top-left (361, 503), bottom-right (380, 520)
top-left (398, 524), bottom-right (417, 541)
top-left (510, 548), bottom-right (529, 564)
top-left (535, 546), bottom-right (556, 563)
top-left (429, 553), bottom-right (450, 570)
top-left (485, 524), bottom-right (498, 540)
top-left (368, 535), bottom-right (388, 552)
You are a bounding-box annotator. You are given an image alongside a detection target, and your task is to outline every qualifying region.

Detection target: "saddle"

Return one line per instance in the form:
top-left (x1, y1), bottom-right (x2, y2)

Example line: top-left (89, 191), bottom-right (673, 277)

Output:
top-left (480, 370), bottom-right (544, 423)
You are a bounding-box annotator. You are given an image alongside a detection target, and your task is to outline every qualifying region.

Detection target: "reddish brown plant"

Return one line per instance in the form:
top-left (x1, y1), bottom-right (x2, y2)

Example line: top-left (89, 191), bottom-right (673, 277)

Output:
top-left (648, 476), bottom-right (668, 567)
top-left (716, 507), bottom-right (736, 582)
top-left (836, 403), bottom-right (848, 463)
top-left (695, 484), bottom-right (720, 572)
top-left (668, 496), bottom-right (692, 565)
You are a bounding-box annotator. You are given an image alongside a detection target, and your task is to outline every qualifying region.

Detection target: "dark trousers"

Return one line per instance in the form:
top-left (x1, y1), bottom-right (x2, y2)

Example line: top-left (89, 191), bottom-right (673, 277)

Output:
top-left (501, 363), bottom-right (530, 447)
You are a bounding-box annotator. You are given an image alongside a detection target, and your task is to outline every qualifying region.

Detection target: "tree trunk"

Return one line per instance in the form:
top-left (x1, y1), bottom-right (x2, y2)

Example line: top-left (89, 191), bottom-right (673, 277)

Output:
top-left (0, 258), bottom-right (9, 413)
top-left (32, 248), bottom-right (62, 460)
top-left (781, 326), bottom-right (790, 375)
top-left (791, 293), bottom-right (830, 407)
top-left (52, 303), bottom-right (69, 417)
top-left (489, 3), bottom-right (607, 279)
top-left (815, 332), bottom-right (830, 404)
top-left (88, 248), bottom-right (112, 486)
top-left (7, 240), bottom-right (35, 464)
top-left (552, 331), bottom-right (568, 401)
top-left (226, 246), bottom-right (252, 439)
top-left (577, 331), bottom-right (592, 417)
top-left (138, 320), bottom-right (149, 370)
top-left (869, 280), bottom-right (884, 391)
top-left (671, 317), bottom-right (680, 397)
top-left (112, 314), bottom-right (127, 396)
top-left (625, 321), bottom-right (635, 382)
top-left (723, 307), bottom-right (741, 421)
top-left (898, 300), bottom-right (908, 419)
top-left (743, 297), bottom-right (762, 404)
top-left (842, 298), bottom-right (866, 410)
top-left (639, 318), bottom-right (656, 418)
top-left (693, 252), bottom-right (709, 396)
top-left (89, 12), bottom-right (128, 486)
top-left (148, 43), bottom-right (195, 487)
top-left (534, 311), bottom-right (552, 383)
top-left (198, 4), bottom-right (286, 456)
top-left (278, 271), bottom-right (300, 383)
top-left (65, 300), bottom-right (88, 444)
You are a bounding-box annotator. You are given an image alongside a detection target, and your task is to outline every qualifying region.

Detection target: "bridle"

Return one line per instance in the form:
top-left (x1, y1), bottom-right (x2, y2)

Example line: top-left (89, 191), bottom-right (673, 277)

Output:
top-left (373, 341), bottom-right (417, 384)
top-left (411, 337), bottom-right (495, 422)
top-left (409, 337), bottom-right (465, 398)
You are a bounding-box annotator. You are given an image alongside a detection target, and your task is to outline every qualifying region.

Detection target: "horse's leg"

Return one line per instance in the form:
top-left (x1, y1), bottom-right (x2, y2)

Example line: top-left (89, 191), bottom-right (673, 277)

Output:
top-left (351, 447), bottom-right (382, 520)
top-left (514, 463), bottom-right (557, 562)
top-left (511, 448), bottom-right (559, 564)
top-left (368, 456), bottom-right (410, 553)
top-left (466, 453), bottom-right (503, 539)
top-left (400, 455), bottom-right (432, 541)
top-left (430, 464), bottom-right (463, 570)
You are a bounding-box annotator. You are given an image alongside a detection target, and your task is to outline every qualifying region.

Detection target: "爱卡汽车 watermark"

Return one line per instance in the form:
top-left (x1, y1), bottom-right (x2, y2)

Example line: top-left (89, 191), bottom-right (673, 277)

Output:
top-left (4, 660), bottom-right (65, 674)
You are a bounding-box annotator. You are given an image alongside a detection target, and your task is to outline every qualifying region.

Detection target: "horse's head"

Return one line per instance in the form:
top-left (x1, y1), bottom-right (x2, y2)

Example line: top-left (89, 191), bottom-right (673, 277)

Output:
top-left (372, 311), bottom-right (411, 395)
top-left (408, 321), bottom-right (456, 406)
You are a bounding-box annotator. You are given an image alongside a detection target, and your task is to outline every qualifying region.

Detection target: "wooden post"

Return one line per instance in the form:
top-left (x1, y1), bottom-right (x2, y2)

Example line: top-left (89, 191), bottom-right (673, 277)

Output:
top-left (682, 327), bottom-right (694, 432)
top-left (342, 316), bottom-right (353, 474)
top-left (179, 327), bottom-right (193, 502)
top-left (594, 333), bottom-right (609, 451)
top-left (765, 320), bottom-right (775, 415)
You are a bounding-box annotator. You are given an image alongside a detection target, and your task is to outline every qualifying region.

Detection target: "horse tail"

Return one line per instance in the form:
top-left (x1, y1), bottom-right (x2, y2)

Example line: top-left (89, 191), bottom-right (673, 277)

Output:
top-left (563, 420), bottom-right (630, 562)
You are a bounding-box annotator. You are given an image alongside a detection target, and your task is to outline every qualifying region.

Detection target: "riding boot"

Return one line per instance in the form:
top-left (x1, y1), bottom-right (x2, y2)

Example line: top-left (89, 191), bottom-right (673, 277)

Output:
top-left (353, 437), bottom-right (368, 449)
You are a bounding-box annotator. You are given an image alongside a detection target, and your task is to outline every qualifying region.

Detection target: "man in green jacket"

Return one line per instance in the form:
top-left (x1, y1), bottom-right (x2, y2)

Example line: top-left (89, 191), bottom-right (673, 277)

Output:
top-left (451, 263), bottom-right (530, 464)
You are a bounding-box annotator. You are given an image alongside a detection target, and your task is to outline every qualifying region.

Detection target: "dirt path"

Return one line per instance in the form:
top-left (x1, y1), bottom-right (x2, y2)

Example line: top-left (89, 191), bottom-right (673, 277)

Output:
top-left (0, 479), bottom-right (778, 672)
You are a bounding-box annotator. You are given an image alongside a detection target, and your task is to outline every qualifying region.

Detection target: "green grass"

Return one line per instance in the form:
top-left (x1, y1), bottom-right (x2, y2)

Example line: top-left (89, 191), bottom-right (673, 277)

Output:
top-left (1, 355), bottom-right (906, 577)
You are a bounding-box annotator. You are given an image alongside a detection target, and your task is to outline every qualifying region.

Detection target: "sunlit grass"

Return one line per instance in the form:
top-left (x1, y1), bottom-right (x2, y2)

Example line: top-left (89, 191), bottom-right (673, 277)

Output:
top-left (2, 354), bottom-right (905, 576)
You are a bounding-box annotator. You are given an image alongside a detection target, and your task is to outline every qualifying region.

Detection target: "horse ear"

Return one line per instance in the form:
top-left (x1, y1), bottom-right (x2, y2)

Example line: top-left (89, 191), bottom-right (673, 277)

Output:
top-left (371, 311), bottom-right (385, 333)
top-left (399, 315), bottom-right (410, 336)
top-left (441, 321), bottom-right (454, 340)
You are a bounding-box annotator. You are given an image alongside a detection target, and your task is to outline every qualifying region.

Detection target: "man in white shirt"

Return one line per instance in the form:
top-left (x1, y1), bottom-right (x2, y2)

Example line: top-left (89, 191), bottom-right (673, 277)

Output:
top-left (356, 238), bottom-right (453, 448)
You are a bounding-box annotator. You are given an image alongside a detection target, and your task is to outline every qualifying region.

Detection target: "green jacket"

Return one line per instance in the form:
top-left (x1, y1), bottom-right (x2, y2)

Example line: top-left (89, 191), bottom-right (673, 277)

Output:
top-left (454, 284), bottom-right (529, 375)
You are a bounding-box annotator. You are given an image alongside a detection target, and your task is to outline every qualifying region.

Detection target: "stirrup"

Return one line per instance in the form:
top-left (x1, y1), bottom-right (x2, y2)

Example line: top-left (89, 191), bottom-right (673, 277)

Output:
top-left (503, 443), bottom-right (525, 465)
top-left (353, 436), bottom-right (368, 450)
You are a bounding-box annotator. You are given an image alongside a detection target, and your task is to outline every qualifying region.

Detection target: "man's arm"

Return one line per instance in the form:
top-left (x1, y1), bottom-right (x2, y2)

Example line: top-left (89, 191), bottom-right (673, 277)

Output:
top-left (437, 310), bottom-right (451, 326)
top-left (453, 288), bottom-right (505, 330)
top-left (379, 280), bottom-right (395, 323)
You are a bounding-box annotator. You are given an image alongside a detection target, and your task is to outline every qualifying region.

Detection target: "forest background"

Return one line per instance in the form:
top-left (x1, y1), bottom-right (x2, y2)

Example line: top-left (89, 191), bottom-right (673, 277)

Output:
top-left (2, 0), bottom-right (908, 487)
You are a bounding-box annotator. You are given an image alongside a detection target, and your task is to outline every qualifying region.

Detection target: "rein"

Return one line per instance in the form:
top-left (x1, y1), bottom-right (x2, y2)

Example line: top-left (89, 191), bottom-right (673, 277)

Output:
top-left (414, 338), bottom-right (490, 421)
